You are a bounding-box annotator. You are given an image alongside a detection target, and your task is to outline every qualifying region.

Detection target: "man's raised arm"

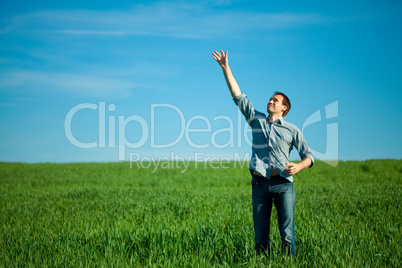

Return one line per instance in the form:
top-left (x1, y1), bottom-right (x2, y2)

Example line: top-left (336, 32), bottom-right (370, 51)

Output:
top-left (212, 50), bottom-right (241, 98)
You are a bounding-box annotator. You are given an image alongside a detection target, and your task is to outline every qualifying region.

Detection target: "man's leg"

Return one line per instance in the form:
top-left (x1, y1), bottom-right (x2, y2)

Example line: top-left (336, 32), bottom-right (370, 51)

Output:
top-left (251, 175), bottom-right (273, 256)
top-left (273, 178), bottom-right (296, 256)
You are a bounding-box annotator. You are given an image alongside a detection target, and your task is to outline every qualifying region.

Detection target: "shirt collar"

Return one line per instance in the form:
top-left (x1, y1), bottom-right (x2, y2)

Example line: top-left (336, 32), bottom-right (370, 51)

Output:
top-left (267, 116), bottom-right (284, 125)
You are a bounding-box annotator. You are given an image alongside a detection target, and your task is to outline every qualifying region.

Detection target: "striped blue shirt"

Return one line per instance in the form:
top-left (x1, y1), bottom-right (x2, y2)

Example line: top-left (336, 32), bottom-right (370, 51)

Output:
top-left (234, 93), bottom-right (314, 182)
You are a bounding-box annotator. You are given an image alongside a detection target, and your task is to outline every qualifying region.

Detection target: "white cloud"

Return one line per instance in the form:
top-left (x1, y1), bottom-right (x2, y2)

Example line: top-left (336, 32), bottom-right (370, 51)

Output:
top-left (1, 1), bottom-right (326, 39)
top-left (0, 70), bottom-right (135, 98)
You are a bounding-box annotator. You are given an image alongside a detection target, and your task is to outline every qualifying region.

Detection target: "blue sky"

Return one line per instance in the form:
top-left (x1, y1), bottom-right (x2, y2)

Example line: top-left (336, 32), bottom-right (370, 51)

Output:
top-left (0, 0), bottom-right (401, 163)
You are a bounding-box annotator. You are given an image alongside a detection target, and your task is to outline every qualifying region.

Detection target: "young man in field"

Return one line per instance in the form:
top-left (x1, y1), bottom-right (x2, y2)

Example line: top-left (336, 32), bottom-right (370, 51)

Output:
top-left (212, 50), bottom-right (314, 256)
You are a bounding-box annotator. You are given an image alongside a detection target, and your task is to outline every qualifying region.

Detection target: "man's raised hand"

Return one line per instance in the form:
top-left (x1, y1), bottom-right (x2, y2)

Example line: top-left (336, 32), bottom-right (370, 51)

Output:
top-left (212, 50), bottom-right (228, 68)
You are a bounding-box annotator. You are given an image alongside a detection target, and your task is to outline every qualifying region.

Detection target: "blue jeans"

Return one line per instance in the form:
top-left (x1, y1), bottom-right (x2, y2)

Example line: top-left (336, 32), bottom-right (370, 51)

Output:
top-left (251, 174), bottom-right (296, 256)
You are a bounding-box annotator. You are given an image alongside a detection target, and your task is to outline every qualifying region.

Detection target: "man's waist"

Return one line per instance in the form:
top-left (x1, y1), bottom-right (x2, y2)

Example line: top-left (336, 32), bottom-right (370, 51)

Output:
top-left (252, 169), bottom-right (279, 178)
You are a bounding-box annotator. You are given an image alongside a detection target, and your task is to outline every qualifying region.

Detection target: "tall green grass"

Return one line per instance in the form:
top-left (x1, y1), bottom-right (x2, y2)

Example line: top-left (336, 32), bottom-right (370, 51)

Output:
top-left (0, 160), bottom-right (401, 267)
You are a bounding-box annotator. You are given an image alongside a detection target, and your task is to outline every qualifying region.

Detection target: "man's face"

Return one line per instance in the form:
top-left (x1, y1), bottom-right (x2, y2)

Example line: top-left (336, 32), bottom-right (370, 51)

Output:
top-left (267, 95), bottom-right (287, 116)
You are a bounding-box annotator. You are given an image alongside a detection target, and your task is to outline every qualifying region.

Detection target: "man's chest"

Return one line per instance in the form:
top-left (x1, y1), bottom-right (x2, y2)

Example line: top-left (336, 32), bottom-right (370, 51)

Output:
top-left (255, 119), bottom-right (293, 147)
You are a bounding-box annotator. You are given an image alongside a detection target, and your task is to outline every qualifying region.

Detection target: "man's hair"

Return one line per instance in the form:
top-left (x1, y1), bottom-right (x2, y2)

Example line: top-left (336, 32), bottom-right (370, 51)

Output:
top-left (274, 91), bottom-right (291, 117)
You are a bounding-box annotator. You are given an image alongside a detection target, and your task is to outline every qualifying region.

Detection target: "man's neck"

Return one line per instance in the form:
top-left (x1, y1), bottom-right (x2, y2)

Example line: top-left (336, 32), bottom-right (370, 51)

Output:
top-left (268, 113), bottom-right (282, 123)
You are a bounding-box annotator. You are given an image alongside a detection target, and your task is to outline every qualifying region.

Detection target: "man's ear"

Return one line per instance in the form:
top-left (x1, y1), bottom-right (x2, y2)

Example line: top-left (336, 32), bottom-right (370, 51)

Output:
top-left (282, 105), bottom-right (288, 112)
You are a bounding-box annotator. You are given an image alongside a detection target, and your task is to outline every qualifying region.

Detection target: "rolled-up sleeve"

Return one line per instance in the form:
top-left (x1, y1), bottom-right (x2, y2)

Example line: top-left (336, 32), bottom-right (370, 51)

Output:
top-left (293, 128), bottom-right (314, 167)
top-left (233, 93), bottom-right (255, 124)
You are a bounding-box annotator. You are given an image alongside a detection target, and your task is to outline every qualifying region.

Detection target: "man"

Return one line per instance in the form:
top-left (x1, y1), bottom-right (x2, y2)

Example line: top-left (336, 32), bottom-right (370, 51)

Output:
top-left (212, 50), bottom-right (314, 256)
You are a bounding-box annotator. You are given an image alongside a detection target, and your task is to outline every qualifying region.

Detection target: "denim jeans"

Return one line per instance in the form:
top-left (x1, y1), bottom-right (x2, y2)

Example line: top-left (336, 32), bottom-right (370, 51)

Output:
top-left (251, 174), bottom-right (296, 256)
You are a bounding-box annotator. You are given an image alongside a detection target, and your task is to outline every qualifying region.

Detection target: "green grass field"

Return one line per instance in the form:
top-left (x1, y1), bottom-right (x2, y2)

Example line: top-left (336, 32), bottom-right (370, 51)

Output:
top-left (0, 160), bottom-right (401, 267)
